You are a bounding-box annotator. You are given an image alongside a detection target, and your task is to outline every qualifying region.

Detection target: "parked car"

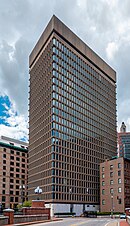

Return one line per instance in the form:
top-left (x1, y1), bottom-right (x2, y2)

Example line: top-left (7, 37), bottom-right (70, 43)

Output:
top-left (120, 213), bottom-right (126, 219)
top-left (83, 211), bottom-right (97, 218)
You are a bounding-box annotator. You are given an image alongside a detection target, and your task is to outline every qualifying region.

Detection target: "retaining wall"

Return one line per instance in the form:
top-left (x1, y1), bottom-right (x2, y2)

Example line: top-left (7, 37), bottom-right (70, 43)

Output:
top-left (0, 216), bottom-right (9, 225)
top-left (14, 214), bottom-right (48, 224)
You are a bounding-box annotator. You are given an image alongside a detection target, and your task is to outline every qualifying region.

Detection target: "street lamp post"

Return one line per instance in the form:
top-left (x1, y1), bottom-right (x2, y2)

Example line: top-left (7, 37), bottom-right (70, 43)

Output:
top-left (19, 184), bottom-right (25, 206)
top-left (111, 195), bottom-right (114, 218)
top-left (83, 188), bottom-right (89, 213)
top-left (34, 186), bottom-right (42, 200)
top-left (69, 188), bottom-right (73, 213)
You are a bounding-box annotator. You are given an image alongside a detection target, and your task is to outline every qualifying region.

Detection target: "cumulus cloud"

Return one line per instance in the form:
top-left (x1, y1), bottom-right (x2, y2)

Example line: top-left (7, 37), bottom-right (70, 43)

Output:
top-left (106, 42), bottom-right (118, 60)
top-left (0, 98), bottom-right (28, 142)
top-left (0, 0), bottom-right (130, 140)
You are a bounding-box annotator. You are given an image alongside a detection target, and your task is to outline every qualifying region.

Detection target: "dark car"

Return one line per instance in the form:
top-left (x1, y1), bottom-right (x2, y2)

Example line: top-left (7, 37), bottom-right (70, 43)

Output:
top-left (83, 211), bottom-right (97, 218)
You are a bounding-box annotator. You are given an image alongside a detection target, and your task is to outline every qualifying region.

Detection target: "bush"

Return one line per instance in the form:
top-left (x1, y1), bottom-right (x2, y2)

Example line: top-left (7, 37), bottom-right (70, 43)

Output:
top-left (23, 200), bottom-right (32, 207)
top-left (97, 212), bottom-right (122, 215)
top-left (17, 200), bottom-right (32, 209)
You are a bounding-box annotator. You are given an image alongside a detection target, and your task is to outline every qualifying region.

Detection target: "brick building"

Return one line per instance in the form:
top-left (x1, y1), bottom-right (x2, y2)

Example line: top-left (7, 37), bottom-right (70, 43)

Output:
top-left (28, 15), bottom-right (117, 216)
top-left (100, 157), bottom-right (130, 213)
top-left (0, 136), bottom-right (28, 209)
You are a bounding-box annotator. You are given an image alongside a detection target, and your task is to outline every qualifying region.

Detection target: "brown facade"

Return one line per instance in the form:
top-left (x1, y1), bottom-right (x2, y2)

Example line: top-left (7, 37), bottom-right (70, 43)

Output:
top-left (28, 15), bottom-right (117, 206)
top-left (100, 157), bottom-right (130, 213)
top-left (0, 136), bottom-right (28, 209)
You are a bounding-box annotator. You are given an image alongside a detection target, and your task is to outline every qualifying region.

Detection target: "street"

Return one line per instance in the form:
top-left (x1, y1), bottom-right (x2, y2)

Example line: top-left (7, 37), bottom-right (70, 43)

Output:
top-left (29, 217), bottom-right (123, 226)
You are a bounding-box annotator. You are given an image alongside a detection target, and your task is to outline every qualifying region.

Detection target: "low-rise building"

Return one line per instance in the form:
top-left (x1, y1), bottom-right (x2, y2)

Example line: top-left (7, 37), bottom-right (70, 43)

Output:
top-left (0, 136), bottom-right (28, 209)
top-left (100, 157), bottom-right (130, 213)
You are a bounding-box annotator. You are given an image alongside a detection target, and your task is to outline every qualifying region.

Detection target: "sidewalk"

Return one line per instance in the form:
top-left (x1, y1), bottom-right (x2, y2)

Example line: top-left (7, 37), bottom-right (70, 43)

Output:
top-left (5, 217), bottom-right (62, 226)
top-left (120, 220), bottom-right (129, 226)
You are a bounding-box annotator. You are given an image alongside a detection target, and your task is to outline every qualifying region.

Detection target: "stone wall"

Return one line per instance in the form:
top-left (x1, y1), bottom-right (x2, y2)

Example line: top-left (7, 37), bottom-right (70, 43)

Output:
top-left (0, 216), bottom-right (9, 225)
top-left (14, 214), bottom-right (48, 224)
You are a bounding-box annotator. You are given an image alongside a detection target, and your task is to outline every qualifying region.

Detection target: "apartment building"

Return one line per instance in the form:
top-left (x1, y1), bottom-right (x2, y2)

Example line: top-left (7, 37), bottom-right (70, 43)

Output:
top-left (28, 15), bottom-right (117, 216)
top-left (0, 136), bottom-right (28, 209)
top-left (100, 157), bottom-right (130, 213)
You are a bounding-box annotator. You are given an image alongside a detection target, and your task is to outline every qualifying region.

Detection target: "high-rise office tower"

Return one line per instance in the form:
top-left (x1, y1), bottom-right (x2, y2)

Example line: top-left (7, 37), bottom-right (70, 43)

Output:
top-left (28, 15), bottom-right (117, 216)
top-left (118, 122), bottom-right (130, 159)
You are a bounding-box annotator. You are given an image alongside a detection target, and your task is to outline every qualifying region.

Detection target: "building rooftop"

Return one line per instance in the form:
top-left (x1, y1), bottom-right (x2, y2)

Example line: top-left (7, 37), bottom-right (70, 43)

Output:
top-left (29, 15), bottom-right (116, 83)
top-left (0, 135), bottom-right (28, 152)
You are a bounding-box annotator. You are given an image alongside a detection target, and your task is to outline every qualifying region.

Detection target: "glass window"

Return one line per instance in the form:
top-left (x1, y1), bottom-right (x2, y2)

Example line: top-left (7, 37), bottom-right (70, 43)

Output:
top-left (3, 154), bottom-right (6, 158)
top-left (3, 160), bottom-right (6, 164)
top-left (102, 181), bottom-right (105, 186)
top-left (110, 172), bottom-right (113, 177)
top-left (16, 191), bottom-right (19, 195)
top-left (110, 180), bottom-right (113, 185)
top-left (110, 188), bottom-right (114, 194)
top-left (118, 178), bottom-right (121, 184)
top-left (2, 196), bottom-right (6, 202)
top-left (102, 189), bottom-right (105, 195)
top-left (102, 199), bottom-right (105, 205)
top-left (118, 198), bottom-right (122, 204)
top-left (102, 167), bottom-right (104, 172)
top-left (110, 165), bottom-right (113, 170)
top-left (102, 173), bottom-right (105, 178)
top-left (10, 197), bottom-right (14, 202)
top-left (10, 178), bottom-right (14, 183)
top-left (118, 170), bottom-right (121, 176)
top-left (3, 166), bottom-right (6, 170)
top-left (118, 163), bottom-right (121, 168)
top-left (118, 187), bottom-right (121, 193)
top-left (16, 162), bottom-right (20, 167)
top-left (15, 197), bottom-right (18, 202)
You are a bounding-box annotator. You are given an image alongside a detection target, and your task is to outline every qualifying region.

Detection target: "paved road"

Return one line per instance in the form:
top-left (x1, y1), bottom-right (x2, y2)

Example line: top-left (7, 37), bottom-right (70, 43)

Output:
top-left (29, 217), bottom-right (121, 226)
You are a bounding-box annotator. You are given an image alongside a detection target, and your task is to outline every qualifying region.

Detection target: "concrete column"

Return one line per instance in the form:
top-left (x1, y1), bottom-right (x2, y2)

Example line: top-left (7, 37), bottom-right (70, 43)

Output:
top-left (3, 209), bottom-right (14, 224)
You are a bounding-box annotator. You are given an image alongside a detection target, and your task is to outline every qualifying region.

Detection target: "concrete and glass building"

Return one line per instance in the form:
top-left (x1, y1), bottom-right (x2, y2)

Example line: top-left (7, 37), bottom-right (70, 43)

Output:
top-left (118, 122), bottom-right (130, 160)
top-left (100, 157), bottom-right (130, 213)
top-left (28, 15), bottom-right (117, 216)
top-left (0, 136), bottom-right (28, 209)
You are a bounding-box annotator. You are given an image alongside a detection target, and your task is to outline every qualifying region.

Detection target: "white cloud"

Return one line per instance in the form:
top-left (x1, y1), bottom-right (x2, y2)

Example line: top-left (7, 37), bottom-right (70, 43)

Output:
top-left (126, 118), bottom-right (130, 132)
top-left (0, 0), bottom-right (130, 140)
top-left (106, 41), bottom-right (118, 60)
top-left (0, 100), bottom-right (28, 142)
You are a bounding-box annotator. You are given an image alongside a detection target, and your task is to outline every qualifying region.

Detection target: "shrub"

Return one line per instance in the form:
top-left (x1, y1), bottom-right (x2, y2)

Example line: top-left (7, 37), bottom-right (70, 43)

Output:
top-left (17, 200), bottom-right (32, 209)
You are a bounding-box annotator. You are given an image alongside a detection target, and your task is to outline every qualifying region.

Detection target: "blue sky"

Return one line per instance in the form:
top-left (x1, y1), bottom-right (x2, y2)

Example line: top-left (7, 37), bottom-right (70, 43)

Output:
top-left (0, 96), bottom-right (11, 126)
top-left (0, 0), bottom-right (130, 141)
top-left (0, 95), bottom-right (28, 142)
